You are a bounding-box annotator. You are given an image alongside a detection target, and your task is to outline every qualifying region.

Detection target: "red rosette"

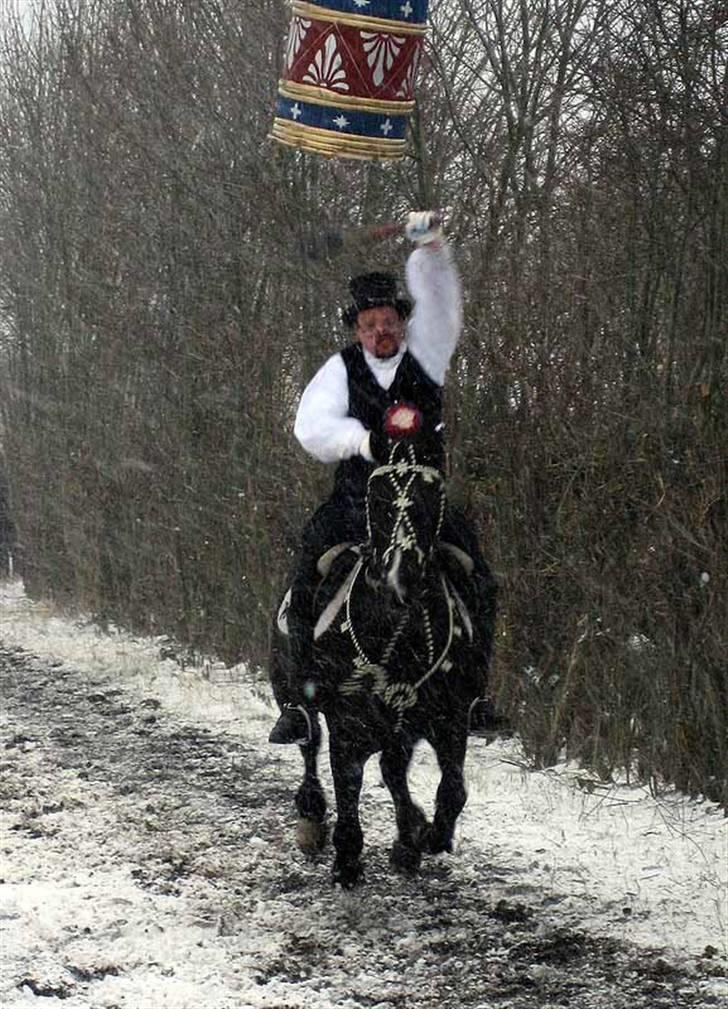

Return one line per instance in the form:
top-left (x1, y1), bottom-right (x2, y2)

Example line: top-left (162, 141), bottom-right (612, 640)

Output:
top-left (383, 402), bottom-right (422, 438)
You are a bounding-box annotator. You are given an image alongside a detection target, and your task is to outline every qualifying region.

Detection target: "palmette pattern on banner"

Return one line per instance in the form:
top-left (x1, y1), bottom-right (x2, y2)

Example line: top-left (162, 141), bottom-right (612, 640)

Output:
top-left (271, 0), bottom-right (429, 161)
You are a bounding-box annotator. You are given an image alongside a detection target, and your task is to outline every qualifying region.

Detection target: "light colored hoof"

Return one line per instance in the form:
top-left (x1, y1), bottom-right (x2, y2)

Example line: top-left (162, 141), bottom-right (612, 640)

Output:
top-left (296, 817), bottom-right (328, 855)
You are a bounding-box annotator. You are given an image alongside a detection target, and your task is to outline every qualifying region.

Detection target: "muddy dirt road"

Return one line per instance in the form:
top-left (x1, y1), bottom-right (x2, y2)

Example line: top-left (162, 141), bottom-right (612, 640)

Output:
top-left (1, 642), bottom-right (724, 1008)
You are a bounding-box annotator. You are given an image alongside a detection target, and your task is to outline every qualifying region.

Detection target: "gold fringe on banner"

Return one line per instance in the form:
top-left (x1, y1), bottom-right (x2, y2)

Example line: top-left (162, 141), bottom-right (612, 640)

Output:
top-left (270, 118), bottom-right (407, 160)
top-left (278, 81), bottom-right (415, 116)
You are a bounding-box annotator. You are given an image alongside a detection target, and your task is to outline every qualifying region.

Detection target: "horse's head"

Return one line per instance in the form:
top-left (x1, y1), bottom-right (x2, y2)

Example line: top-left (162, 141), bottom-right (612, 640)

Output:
top-left (365, 412), bottom-right (446, 605)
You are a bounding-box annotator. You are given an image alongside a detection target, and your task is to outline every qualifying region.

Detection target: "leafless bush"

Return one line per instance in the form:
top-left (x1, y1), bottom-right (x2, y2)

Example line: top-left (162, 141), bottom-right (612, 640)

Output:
top-left (0, 0), bottom-right (724, 802)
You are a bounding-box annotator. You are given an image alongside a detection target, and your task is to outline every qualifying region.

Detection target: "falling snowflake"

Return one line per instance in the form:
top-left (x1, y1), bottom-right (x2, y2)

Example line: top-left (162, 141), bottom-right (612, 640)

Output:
top-left (303, 33), bottom-right (350, 91)
top-left (361, 31), bottom-right (406, 88)
top-left (285, 16), bottom-right (311, 70)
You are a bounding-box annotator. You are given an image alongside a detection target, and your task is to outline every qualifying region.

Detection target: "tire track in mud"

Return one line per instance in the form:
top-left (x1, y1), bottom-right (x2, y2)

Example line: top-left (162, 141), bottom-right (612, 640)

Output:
top-left (0, 643), bottom-right (724, 1008)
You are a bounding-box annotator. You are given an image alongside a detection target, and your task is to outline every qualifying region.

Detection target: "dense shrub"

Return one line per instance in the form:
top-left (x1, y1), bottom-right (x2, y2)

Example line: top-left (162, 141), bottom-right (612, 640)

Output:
top-left (0, 0), bottom-right (725, 804)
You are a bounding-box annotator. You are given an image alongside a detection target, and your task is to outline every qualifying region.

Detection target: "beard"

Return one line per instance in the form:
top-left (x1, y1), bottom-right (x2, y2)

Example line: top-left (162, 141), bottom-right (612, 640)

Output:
top-left (373, 335), bottom-right (400, 358)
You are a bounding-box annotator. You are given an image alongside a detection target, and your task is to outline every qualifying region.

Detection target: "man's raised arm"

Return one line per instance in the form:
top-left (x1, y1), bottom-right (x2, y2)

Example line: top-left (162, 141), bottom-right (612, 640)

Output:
top-left (404, 212), bottom-right (463, 386)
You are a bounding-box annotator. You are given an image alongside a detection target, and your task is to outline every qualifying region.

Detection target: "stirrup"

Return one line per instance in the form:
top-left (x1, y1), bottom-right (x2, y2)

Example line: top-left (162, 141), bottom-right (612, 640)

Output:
top-left (268, 704), bottom-right (314, 745)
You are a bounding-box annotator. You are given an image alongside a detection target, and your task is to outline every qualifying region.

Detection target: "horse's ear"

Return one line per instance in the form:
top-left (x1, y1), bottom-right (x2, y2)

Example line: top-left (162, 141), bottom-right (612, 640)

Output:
top-left (369, 426), bottom-right (393, 464)
top-left (412, 426), bottom-right (446, 471)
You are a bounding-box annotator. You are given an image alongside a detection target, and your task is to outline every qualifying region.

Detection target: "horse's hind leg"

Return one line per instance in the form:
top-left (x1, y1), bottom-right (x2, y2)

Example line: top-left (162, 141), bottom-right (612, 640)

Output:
top-left (426, 721), bottom-right (468, 855)
top-left (295, 718), bottom-right (328, 855)
top-left (380, 741), bottom-right (429, 875)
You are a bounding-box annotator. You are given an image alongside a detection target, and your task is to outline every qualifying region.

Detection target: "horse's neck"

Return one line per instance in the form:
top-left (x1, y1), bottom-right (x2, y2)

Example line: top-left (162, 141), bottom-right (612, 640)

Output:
top-left (355, 556), bottom-right (447, 629)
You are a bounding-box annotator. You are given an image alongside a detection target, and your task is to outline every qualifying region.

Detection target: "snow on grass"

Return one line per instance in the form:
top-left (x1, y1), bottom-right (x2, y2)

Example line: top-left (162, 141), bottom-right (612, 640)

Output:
top-left (1, 574), bottom-right (726, 1008)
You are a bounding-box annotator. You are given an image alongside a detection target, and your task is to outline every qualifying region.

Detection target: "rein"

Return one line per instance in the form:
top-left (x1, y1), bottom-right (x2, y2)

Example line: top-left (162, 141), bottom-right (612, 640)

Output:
top-left (340, 567), bottom-right (457, 726)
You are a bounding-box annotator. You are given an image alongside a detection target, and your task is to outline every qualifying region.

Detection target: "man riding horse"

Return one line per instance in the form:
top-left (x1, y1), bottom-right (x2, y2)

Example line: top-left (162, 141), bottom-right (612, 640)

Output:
top-left (270, 211), bottom-right (495, 745)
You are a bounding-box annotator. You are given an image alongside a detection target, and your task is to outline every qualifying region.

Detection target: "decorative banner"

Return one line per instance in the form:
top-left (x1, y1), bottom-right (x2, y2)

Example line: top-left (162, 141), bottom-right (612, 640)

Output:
top-left (271, 1), bottom-right (430, 161)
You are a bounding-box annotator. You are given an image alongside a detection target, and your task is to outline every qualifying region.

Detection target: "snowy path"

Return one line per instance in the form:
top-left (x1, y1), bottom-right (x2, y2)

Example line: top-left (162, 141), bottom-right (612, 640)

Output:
top-left (0, 583), bottom-right (726, 1008)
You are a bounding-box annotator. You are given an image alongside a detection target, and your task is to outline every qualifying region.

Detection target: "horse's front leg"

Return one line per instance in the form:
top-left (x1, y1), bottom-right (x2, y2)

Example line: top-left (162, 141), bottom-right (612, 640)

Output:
top-left (426, 719), bottom-right (469, 855)
top-left (329, 732), bottom-right (367, 888)
top-left (295, 716), bottom-right (328, 855)
top-left (380, 740), bottom-right (429, 875)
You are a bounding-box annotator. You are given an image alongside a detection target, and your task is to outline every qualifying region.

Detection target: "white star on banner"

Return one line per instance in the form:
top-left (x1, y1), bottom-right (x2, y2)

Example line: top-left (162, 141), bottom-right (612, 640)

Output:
top-left (353, 1), bottom-right (371, 8)
top-left (400, 1), bottom-right (413, 16)
top-left (380, 118), bottom-right (393, 135)
top-left (291, 102), bottom-right (302, 120)
top-left (333, 114), bottom-right (350, 130)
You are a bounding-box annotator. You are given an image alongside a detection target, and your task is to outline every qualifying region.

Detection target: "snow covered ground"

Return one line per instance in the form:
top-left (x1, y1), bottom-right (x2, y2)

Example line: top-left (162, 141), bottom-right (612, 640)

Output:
top-left (0, 577), bottom-right (726, 1008)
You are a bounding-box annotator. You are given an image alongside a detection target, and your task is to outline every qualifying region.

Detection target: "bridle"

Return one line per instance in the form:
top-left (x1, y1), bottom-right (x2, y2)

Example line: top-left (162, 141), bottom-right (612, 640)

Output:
top-left (337, 442), bottom-right (456, 726)
top-left (365, 442), bottom-right (446, 573)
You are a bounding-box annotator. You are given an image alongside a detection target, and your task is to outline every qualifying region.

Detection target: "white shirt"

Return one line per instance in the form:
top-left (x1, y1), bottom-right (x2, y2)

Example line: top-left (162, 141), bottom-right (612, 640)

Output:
top-left (294, 243), bottom-right (462, 464)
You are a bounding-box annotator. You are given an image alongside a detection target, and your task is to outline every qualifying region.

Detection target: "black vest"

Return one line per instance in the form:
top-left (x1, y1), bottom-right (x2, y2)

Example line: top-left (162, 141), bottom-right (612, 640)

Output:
top-left (333, 344), bottom-right (444, 501)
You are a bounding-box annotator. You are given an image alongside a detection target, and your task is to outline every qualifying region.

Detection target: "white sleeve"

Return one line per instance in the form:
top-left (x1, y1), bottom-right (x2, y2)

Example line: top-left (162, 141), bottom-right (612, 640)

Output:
top-left (293, 353), bottom-right (369, 463)
top-left (405, 242), bottom-right (462, 385)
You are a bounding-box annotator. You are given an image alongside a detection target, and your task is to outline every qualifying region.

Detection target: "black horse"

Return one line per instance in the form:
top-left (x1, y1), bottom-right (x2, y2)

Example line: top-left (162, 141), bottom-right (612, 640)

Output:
top-left (270, 432), bottom-right (496, 888)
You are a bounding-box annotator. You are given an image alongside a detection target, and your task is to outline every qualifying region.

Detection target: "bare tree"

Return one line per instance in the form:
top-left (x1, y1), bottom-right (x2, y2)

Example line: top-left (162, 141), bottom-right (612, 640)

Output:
top-left (0, 0), bottom-right (725, 800)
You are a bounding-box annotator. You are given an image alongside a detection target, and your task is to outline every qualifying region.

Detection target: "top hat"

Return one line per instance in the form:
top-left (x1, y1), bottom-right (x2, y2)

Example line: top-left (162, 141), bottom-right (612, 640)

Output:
top-left (342, 272), bottom-right (412, 328)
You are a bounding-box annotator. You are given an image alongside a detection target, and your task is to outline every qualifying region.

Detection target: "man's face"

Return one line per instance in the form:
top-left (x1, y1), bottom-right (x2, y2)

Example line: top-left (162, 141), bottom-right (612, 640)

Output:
top-left (355, 306), bottom-right (405, 359)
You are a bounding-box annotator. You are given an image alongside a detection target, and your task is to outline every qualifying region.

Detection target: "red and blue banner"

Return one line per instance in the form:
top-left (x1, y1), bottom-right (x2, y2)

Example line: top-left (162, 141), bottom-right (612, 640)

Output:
top-left (271, 1), bottom-right (430, 160)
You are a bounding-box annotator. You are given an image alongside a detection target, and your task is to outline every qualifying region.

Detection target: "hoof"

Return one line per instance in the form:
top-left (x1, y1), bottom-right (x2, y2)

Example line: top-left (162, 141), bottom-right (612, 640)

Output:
top-left (332, 859), bottom-right (364, 889)
top-left (390, 840), bottom-right (422, 876)
top-left (423, 829), bottom-right (453, 855)
top-left (296, 817), bottom-right (328, 856)
top-left (295, 782), bottom-right (327, 825)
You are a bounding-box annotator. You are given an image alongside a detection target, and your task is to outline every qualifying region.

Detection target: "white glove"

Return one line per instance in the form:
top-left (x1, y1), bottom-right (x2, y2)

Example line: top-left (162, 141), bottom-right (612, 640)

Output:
top-left (404, 210), bottom-right (443, 247)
